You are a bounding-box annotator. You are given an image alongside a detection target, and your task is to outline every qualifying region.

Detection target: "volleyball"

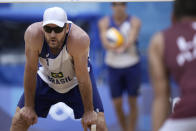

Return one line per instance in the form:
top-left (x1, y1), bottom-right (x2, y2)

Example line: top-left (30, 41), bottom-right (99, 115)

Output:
top-left (106, 27), bottom-right (124, 47)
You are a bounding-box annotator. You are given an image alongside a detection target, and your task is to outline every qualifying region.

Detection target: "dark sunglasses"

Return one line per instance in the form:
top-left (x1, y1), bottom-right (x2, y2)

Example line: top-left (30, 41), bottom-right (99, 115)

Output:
top-left (43, 25), bottom-right (65, 33)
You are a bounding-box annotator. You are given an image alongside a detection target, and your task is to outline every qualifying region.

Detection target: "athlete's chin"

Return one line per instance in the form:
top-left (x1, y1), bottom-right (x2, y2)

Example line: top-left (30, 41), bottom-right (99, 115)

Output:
top-left (49, 42), bottom-right (58, 48)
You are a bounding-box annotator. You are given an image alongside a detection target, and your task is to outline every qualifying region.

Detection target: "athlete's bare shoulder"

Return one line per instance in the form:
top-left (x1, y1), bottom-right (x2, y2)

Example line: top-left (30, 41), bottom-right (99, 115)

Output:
top-left (67, 23), bottom-right (90, 56)
top-left (98, 16), bottom-right (109, 29)
top-left (99, 16), bottom-right (109, 23)
top-left (24, 22), bottom-right (44, 53)
top-left (130, 16), bottom-right (141, 28)
top-left (149, 32), bottom-right (164, 57)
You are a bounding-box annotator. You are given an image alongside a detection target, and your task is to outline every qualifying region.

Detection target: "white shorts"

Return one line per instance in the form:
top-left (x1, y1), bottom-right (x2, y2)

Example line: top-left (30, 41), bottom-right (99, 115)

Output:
top-left (159, 117), bottom-right (196, 131)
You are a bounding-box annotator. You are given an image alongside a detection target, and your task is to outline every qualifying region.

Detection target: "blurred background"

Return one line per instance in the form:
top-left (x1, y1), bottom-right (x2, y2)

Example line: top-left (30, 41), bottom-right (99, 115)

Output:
top-left (0, 2), bottom-right (179, 131)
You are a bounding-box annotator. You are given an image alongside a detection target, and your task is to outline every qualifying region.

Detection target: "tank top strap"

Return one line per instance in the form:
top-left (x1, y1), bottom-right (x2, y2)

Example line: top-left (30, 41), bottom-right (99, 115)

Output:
top-left (63, 23), bottom-right (72, 48)
top-left (39, 38), bottom-right (49, 58)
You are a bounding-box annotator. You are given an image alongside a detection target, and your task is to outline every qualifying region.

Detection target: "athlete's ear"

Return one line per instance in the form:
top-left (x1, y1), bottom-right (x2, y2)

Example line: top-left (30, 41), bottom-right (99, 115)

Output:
top-left (65, 24), bottom-right (69, 33)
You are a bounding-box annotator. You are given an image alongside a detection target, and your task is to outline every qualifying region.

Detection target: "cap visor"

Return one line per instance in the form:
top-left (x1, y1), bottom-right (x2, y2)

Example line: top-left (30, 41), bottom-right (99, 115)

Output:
top-left (42, 20), bottom-right (65, 27)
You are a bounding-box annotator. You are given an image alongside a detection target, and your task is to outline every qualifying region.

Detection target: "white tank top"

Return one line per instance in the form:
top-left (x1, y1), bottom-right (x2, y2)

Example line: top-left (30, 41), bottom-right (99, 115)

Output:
top-left (37, 23), bottom-right (78, 93)
top-left (105, 16), bottom-right (140, 68)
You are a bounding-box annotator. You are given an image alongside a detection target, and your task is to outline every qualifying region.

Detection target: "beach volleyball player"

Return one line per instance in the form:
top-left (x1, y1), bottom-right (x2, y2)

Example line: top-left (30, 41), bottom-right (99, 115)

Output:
top-left (10, 7), bottom-right (107, 131)
top-left (149, 0), bottom-right (196, 131)
top-left (99, 2), bottom-right (141, 131)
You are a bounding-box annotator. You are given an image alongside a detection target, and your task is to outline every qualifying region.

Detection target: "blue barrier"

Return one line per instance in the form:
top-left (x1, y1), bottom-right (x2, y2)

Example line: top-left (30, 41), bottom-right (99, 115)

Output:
top-left (0, 64), bottom-right (24, 86)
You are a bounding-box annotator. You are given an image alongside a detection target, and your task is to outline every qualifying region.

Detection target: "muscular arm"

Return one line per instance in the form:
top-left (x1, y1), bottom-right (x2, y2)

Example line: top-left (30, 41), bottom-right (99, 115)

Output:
top-left (148, 32), bottom-right (171, 131)
top-left (24, 24), bottom-right (42, 108)
top-left (69, 27), bottom-right (93, 112)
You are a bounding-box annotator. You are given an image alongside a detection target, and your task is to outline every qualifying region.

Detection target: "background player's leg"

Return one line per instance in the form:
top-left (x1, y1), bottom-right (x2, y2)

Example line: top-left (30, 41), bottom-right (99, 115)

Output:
top-left (107, 66), bottom-right (126, 131)
top-left (127, 96), bottom-right (138, 131)
top-left (125, 63), bottom-right (141, 131)
top-left (10, 107), bottom-right (31, 131)
top-left (113, 97), bottom-right (127, 131)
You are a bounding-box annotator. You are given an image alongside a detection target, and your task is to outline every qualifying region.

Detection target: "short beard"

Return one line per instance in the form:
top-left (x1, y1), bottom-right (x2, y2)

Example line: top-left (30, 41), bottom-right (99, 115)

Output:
top-left (46, 36), bottom-right (65, 54)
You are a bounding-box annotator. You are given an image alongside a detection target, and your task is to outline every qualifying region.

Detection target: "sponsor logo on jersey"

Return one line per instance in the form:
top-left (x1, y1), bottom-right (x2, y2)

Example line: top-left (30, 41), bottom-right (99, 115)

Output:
top-left (51, 72), bottom-right (64, 78)
top-left (48, 72), bottom-right (72, 84)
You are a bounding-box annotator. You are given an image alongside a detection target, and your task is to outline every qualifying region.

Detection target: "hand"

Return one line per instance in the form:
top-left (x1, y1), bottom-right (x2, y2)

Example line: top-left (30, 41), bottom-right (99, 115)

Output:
top-left (81, 111), bottom-right (97, 131)
top-left (20, 106), bottom-right (38, 125)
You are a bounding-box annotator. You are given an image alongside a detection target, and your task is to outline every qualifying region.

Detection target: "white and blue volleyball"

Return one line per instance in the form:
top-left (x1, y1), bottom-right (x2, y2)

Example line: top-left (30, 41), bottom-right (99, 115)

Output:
top-left (106, 27), bottom-right (124, 47)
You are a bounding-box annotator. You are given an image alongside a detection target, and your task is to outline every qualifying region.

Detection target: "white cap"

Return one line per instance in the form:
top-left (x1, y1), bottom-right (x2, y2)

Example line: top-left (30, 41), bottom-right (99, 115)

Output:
top-left (43, 7), bottom-right (68, 27)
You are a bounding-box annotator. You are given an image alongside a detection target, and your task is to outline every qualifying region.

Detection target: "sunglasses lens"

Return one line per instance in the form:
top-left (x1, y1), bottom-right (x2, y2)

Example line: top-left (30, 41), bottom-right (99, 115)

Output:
top-left (44, 26), bottom-right (52, 33)
top-left (53, 27), bottom-right (64, 33)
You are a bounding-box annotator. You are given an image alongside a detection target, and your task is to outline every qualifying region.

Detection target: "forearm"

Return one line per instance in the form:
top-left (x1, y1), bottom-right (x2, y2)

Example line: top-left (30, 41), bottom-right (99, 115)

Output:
top-left (24, 65), bottom-right (37, 108)
top-left (102, 39), bottom-right (116, 50)
top-left (127, 35), bottom-right (137, 47)
top-left (126, 18), bottom-right (140, 48)
top-left (152, 81), bottom-right (171, 131)
top-left (125, 29), bottom-right (139, 48)
top-left (78, 77), bottom-right (94, 112)
top-left (152, 97), bottom-right (170, 131)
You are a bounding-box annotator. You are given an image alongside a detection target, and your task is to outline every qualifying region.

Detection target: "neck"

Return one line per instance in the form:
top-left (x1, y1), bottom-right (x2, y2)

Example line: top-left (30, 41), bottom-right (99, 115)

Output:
top-left (179, 17), bottom-right (196, 22)
top-left (173, 16), bottom-right (196, 24)
top-left (50, 47), bottom-right (61, 55)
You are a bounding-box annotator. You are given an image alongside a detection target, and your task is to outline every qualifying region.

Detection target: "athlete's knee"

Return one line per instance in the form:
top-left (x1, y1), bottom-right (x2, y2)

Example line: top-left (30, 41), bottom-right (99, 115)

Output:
top-left (10, 107), bottom-right (30, 131)
top-left (96, 112), bottom-right (107, 131)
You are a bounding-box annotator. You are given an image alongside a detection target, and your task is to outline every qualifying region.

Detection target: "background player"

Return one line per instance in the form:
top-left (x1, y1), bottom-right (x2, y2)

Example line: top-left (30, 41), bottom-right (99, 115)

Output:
top-left (149, 0), bottom-right (196, 130)
top-left (99, 2), bottom-right (141, 131)
top-left (10, 7), bottom-right (107, 131)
